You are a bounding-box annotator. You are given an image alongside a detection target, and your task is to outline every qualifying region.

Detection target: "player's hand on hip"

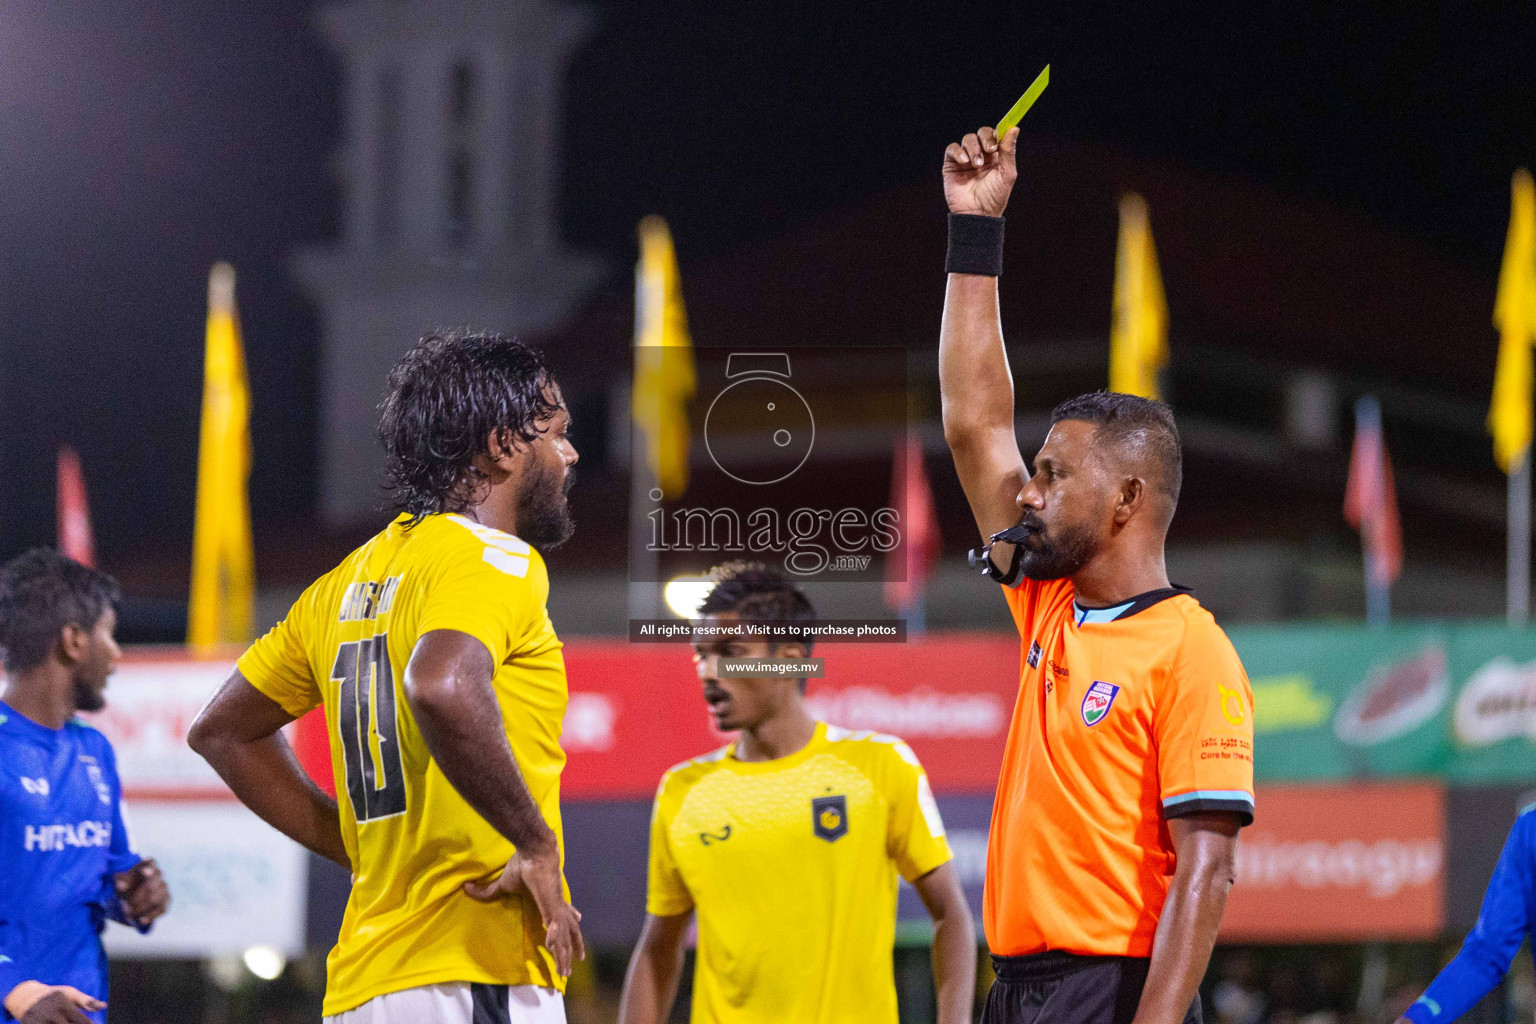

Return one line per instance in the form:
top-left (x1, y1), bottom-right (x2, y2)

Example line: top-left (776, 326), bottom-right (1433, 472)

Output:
top-left (464, 844), bottom-right (586, 977)
top-left (5, 982), bottom-right (104, 1023)
top-left (115, 858), bottom-right (170, 926)
top-left (942, 125), bottom-right (1019, 217)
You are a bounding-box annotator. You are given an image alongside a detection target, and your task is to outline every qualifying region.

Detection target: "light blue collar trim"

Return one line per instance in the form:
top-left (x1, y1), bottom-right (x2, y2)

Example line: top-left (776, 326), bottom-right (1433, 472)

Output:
top-left (1073, 600), bottom-right (1134, 626)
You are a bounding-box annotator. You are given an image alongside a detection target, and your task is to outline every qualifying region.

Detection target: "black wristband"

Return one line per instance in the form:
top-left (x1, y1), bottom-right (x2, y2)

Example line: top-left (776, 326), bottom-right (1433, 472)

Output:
top-left (945, 213), bottom-right (1005, 276)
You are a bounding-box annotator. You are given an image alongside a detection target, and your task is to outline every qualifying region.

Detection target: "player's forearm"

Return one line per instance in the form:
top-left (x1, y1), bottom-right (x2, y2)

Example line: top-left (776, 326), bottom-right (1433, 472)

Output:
top-left (1132, 846), bottom-right (1233, 1024)
top-left (1403, 939), bottom-right (1513, 1024)
top-left (617, 920), bottom-right (688, 1024)
top-left (409, 681), bottom-right (557, 856)
top-left (1405, 826), bottom-right (1532, 1024)
top-left (189, 676), bottom-right (349, 868)
top-left (616, 954), bottom-right (680, 1024)
top-left (404, 630), bottom-right (558, 857)
top-left (912, 863), bottom-right (977, 1024)
top-left (939, 270), bottom-right (1015, 447)
top-left (931, 903), bottom-right (978, 1024)
top-left (197, 731), bottom-right (348, 867)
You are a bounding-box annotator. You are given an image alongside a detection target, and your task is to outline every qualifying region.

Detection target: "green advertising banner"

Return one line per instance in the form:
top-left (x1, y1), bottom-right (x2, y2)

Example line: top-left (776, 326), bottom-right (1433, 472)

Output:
top-left (1232, 622), bottom-right (1536, 783)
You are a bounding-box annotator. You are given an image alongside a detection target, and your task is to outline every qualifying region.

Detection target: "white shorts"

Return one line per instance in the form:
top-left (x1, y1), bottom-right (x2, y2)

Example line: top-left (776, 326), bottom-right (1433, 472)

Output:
top-left (322, 983), bottom-right (566, 1024)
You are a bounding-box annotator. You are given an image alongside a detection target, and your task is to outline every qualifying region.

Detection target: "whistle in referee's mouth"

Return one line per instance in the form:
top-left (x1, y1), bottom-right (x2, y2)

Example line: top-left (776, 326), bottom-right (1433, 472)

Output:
top-left (988, 522), bottom-right (1036, 546)
top-left (967, 520), bottom-right (1034, 586)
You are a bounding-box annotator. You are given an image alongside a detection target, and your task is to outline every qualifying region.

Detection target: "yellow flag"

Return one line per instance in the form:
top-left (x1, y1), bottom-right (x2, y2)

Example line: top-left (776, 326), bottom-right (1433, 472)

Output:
top-left (632, 216), bottom-right (695, 499)
top-left (1489, 169), bottom-right (1536, 474)
top-left (187, 262), bottom-right (256, 650)
top-left (1109, 193), bottom-right (1169, 399)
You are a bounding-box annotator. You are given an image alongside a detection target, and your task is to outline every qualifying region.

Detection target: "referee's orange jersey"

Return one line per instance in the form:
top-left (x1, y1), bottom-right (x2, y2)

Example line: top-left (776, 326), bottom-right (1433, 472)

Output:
top-left (986, 579), bottom-right (1254, 959)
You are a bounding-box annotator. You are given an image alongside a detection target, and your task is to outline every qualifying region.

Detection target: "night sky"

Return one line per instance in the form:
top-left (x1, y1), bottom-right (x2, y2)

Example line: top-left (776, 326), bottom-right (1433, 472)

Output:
top-left (1, 0), bottom-right (1533, 578)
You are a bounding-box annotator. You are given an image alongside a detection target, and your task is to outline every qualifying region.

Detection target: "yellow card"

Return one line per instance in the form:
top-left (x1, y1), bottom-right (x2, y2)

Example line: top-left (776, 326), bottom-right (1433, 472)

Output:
top-left (996, 65), bottom-right (1050, 137)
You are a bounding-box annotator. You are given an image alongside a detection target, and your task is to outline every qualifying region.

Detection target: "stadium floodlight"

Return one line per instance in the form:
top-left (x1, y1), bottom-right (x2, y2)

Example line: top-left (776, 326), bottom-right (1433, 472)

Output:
top-left (663, 576), bottom-right (714, 619)
top-left (242, 945), bottom-right (286, 981)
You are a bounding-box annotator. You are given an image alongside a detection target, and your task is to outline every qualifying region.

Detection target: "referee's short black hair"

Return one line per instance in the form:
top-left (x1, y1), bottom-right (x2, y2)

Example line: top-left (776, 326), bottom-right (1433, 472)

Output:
top-left (0, 549), bottom-right (120, 673)
top-left (699, 562), bottom-right (817, 672)
top-left (1051, 391), bottom-right (1182, 507)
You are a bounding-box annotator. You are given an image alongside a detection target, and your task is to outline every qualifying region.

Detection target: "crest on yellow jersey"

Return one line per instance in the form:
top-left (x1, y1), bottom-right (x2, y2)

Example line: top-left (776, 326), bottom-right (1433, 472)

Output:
top-left (812, 795), bottom-right (848, 842)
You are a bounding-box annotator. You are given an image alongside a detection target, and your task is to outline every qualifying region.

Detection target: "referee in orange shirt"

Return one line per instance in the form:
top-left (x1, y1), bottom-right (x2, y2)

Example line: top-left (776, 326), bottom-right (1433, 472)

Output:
top-left (937, 124), bottom-right (1256, 1024)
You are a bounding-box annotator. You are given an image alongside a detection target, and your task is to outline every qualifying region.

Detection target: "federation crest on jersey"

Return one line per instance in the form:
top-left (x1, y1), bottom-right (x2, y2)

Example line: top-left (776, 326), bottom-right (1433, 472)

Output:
top-left (812, 795), bottom-right (848, 842)
top-left (1081, 681), bottom-right (1121, 727)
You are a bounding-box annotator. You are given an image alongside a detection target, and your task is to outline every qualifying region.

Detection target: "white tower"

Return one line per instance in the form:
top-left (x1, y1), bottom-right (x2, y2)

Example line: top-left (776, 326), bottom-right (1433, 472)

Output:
top-left (296, 0), bottom-right (601, 525)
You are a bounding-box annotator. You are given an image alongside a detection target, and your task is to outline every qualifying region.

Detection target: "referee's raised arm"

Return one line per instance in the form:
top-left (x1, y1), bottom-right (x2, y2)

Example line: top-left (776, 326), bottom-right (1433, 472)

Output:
top-left (939, 125), bottom-right (1030, 574)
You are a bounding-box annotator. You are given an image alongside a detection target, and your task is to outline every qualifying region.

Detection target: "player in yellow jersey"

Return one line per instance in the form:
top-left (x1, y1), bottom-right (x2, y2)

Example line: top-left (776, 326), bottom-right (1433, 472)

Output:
top-left (617, 565), bottom-right (977, 1024)
top-left (189, 331), bottom-right (584, 1024)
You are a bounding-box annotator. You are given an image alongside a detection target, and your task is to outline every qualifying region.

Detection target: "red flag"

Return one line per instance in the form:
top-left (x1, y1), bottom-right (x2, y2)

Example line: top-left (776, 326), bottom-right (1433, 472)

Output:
top-left (884, 432), bottom-right (941, 611)
top-left (57, 446), bottom-right (96, 567)
top-left (1343, 404), bottom-right (1403, 585)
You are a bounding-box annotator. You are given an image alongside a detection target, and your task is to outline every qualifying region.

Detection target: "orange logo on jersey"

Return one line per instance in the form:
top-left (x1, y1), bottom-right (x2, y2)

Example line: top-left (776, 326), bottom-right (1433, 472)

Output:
top-left (1217, 683), bottom-right (1246, 726)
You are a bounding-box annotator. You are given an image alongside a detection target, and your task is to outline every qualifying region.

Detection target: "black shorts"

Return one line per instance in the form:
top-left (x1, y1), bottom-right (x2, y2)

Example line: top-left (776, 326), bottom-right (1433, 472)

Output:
top-left (981, 951), bottom-right (1203, 1024)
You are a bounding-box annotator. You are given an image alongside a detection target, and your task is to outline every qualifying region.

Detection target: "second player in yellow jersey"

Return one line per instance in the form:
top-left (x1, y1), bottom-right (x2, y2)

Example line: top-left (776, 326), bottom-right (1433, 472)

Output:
top-left (650, 723), bottom-right (952, 1024)
top-left (619, 565), bottom-right (976, 1024)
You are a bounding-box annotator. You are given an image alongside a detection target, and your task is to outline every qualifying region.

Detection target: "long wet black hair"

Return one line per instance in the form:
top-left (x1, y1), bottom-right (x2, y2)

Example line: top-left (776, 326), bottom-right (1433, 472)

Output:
top-left (378, 330), bottom-right (560, 527)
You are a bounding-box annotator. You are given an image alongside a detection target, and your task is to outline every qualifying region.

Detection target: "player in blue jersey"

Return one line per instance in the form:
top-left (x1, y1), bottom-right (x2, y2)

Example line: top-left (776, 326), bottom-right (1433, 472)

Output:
top-left (1397, 804), bottom-right (1536, 1024)
top-left (0, 550), bottom-right (169, 1024)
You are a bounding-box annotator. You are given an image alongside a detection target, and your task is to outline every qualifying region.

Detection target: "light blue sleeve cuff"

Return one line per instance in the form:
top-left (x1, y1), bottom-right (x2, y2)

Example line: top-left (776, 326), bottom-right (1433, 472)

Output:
top-left (1403, 996), bottom-right (1442, 1024)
